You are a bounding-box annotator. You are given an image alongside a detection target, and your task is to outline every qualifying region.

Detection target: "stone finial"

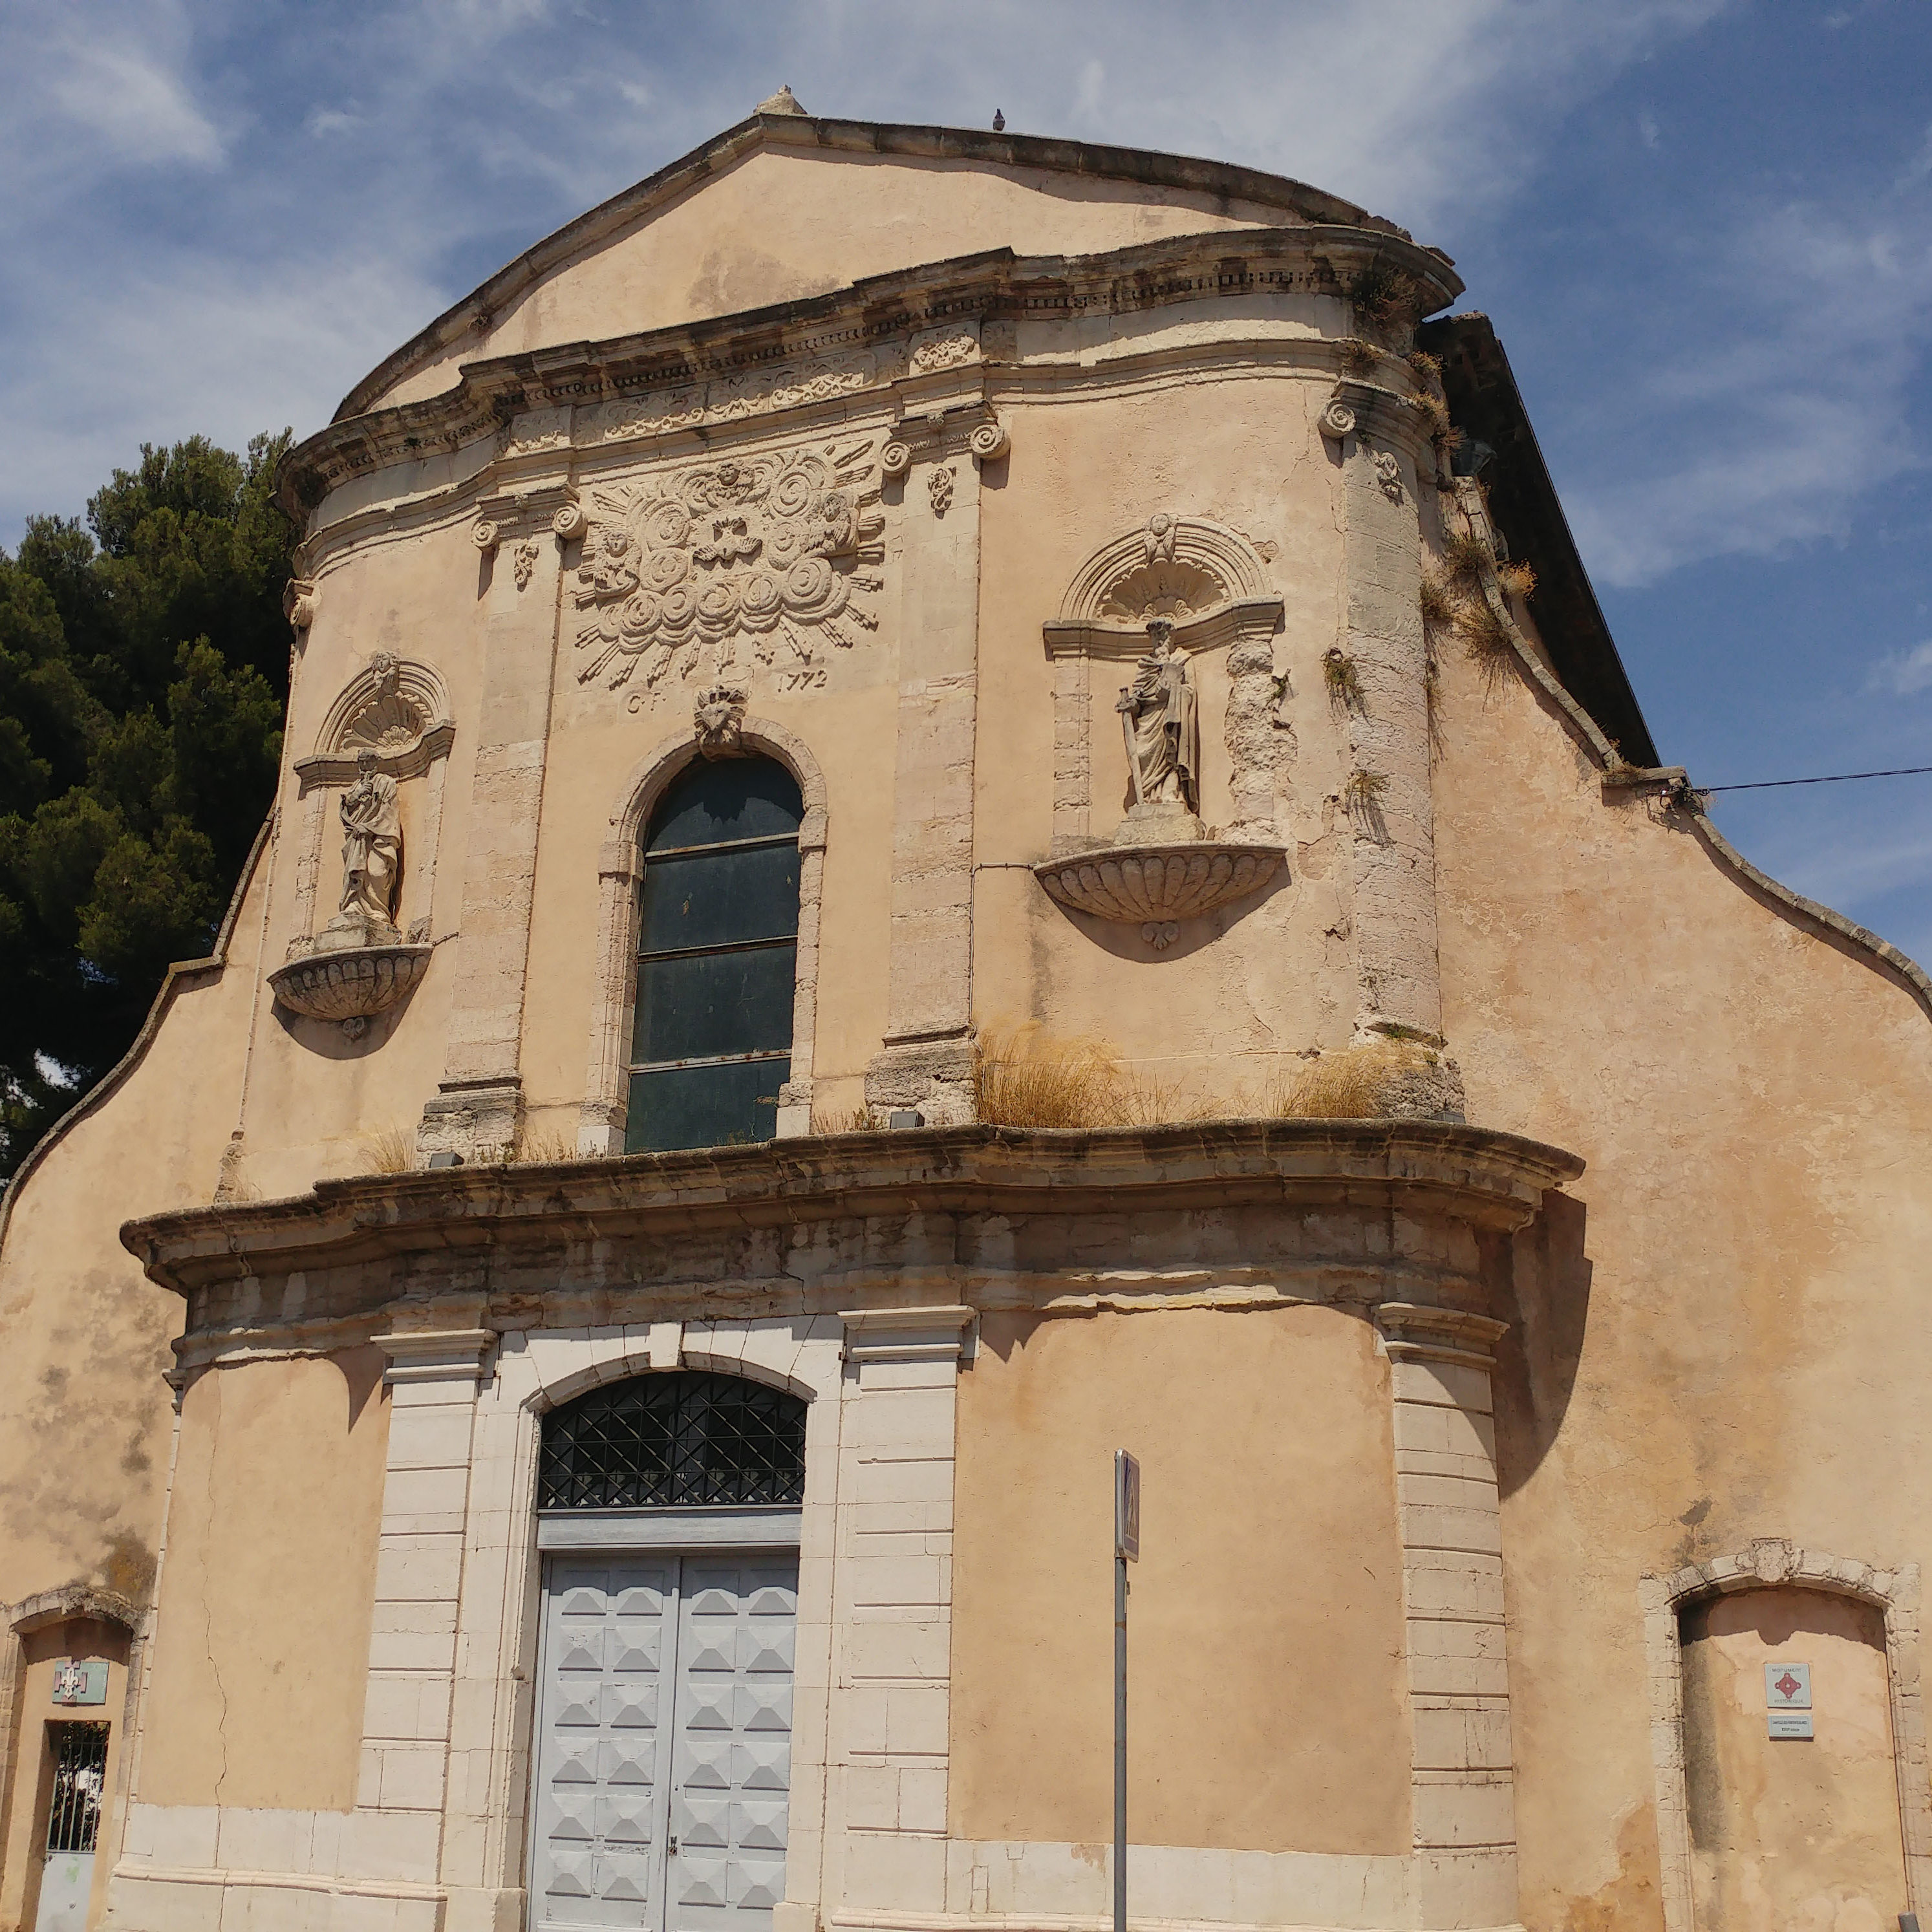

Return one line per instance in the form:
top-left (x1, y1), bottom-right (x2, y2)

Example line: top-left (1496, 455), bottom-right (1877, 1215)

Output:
top-left (757, 84), bottom-right (807, 116)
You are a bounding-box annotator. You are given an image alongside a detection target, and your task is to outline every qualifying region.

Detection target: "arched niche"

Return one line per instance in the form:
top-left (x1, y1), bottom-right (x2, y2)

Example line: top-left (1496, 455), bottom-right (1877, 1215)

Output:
top-left (1042, 514), bottom-right (1285, 851)
top-left (286, 651), bottom-right (456, 952)
top-left (1641, 1539), bottom-right (1931, 1932)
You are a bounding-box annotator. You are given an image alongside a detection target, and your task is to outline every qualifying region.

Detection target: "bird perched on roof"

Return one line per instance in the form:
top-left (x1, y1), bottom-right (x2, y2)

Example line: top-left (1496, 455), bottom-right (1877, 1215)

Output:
top-left (993, 109), bottom-right (1005, 131)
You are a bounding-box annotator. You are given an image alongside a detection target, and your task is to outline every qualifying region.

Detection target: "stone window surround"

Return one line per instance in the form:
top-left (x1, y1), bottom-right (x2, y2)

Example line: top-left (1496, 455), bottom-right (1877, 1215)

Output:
top-left (1640, 1539), bottom-right (1931, 1932)
top-left (579, 717), bottom-right (829, 1154)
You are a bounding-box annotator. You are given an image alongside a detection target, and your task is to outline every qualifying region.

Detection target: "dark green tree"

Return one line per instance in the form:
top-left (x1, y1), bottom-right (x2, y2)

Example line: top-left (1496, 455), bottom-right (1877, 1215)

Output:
top-left (0, 432), bottom-right (293, 1177)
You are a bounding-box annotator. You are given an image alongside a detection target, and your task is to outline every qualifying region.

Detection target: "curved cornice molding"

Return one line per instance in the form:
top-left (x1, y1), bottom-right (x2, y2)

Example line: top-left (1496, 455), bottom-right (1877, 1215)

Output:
top-left (120, 1119), bottom-right (1585, 1311)
top-left (334, 111), bottom-right (1448, 424)
top-left (280, 225), bottom-right (1461, 521)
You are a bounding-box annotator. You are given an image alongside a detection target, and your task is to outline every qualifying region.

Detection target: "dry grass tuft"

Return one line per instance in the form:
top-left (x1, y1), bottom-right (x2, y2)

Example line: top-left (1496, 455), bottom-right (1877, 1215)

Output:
top-left (1418, 572), bottom-right (1457, 632)
top-left (1404, 348), bottom-right (1443, 381)
top-left (1347, 263), bottom-right (1422, 336)
top-left (1414, 390), bottom-right (1454, 441)
top-left (1343, 767), bottom-right (1390, 817)
top-left (972, 1024), bottom-right (1215, 1130)
top-left (1322, 648), bottom-right (1364, 713)
top-left (514, 1126), bottom-right (581, 1165)
top-left (1496, 560), bottom-right (1538, 601)
top-left (974, 1022), bottom-right (1128, 1129)
top-left (1338, 336), bottom-right (1379, 377)
top-left (1272, 1040), bottom-right (1437, 1120)
top-left (361, 1124), bottom-right (416, 1175)
top-left (1458, 592), bottom-right (1519, 682)
top-left (1441, 528), bottom-right (1494, 585)
top-left (811, 1104), bottom-right (884, 1135)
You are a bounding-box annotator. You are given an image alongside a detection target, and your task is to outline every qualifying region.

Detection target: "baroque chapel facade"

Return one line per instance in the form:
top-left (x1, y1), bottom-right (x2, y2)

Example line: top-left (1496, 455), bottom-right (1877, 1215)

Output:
top-left (3, 96), bottom-right (1931, 1932)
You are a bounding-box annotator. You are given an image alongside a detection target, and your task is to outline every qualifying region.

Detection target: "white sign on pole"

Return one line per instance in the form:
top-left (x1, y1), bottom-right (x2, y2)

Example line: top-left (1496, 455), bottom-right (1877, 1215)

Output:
top-left (1115, 1451), bottom-right (1140, 1561)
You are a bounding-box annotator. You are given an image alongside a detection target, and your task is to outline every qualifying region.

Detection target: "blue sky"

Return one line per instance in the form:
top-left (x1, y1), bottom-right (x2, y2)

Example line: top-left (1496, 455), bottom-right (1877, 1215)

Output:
top-left (4, 1), bottom-right (1930, 954)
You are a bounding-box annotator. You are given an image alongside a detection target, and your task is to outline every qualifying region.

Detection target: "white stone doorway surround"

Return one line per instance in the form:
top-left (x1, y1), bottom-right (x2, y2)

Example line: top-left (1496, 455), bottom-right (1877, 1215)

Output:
top-left (105, 1296), bottom-right (1527, 1932)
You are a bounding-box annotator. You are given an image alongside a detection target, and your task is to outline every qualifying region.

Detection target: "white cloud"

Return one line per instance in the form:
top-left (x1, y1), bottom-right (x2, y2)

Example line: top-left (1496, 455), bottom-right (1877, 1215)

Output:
top-left (1563, 188), bottom-right (1932, 587)
top-left (1867, 642), bottom-right (1932, 698)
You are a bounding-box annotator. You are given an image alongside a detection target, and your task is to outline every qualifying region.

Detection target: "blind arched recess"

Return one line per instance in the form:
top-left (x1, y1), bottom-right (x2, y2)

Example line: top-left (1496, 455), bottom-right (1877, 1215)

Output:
top-left (626, 757), bottom-right (802, 1154)
top-left (539, 1371), bottom-right (808, 1510)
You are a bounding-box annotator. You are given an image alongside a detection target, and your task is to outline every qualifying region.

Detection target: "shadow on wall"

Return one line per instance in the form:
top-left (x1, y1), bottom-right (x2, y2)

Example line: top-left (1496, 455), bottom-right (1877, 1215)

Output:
top-left (1495, 1189), bottom-right (1593, 1500)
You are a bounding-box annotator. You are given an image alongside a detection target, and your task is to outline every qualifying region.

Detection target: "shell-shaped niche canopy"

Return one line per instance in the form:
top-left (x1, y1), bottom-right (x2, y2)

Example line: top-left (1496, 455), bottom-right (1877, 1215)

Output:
top-left (1053, 512), bottom-right (1276, 637)
top-left (297, 651), bottom-right (455, 785)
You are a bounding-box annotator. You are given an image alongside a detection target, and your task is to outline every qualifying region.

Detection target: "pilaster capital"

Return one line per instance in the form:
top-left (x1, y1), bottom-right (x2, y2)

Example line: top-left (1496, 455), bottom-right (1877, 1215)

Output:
top-left (1375, 1301), bottom-right (1508, 1368)
top-left (376, 1327), bottom-right (496, 1387)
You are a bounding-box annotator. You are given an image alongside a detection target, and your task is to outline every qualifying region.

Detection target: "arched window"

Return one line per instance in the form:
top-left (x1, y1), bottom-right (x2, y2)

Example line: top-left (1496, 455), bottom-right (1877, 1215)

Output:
top-left (539, 1371), bottom-right (807, 1509)
top-left (626, 757), bottom-right (802, 1153)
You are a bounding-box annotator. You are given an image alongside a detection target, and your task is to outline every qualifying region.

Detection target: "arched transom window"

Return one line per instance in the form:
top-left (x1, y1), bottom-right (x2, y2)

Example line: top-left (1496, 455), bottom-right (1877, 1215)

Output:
top-left (539, 1371), bottom-right (808, 1510)
top-left (626, 757), bottom-right (802, 1153)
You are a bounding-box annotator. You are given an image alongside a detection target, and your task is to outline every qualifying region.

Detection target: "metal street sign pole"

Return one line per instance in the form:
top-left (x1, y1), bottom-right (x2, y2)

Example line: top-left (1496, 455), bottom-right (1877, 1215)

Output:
top-left (1114, 1450), bottom-right (1140, 1932)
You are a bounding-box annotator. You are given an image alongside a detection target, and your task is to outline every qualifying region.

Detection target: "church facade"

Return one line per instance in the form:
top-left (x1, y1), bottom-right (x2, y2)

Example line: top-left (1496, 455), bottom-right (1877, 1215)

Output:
top-left (3, 98), bottom-right (1931, 1932)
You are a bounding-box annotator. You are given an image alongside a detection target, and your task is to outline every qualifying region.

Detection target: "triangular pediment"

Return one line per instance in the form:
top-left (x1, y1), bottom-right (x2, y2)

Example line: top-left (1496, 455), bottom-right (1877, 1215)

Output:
top-left (343, 109), bottom-right (1404, 418)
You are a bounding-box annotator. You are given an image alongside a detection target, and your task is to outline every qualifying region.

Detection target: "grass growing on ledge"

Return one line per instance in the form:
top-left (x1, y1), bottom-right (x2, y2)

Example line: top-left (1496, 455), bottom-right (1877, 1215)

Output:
top-left (972, 1024), bottom-right (1215, 1131)
top-left (513, 1126), bottom-right (581, 1165)
top-left (811, 1104), bottom-right (883, 1134)
top-left (1272, 1040), bottom-right (1438, 1119)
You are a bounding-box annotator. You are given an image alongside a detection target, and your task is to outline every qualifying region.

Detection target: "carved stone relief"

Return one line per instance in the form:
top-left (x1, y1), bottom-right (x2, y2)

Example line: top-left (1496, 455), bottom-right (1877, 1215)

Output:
top-left (694, 685), bottom-right (749, 759)
top-left (572, 439), bottom-right (884, 692)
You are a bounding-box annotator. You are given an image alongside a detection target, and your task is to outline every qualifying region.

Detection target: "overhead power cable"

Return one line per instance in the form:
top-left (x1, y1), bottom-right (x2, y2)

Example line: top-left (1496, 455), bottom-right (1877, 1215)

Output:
top-left (1701, 764), bottom-right (1932, 795)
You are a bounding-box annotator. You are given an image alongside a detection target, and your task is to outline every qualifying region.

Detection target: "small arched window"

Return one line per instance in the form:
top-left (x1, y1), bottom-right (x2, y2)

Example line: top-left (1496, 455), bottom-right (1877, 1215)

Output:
top-left (539, 1371), bottom-right (807, 1509)
top-left (626, 757), bottom-right (802, 1153)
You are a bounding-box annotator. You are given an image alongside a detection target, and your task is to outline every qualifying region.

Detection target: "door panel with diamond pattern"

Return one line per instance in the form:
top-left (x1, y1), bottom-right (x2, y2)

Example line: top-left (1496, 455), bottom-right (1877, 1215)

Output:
top-left (530, 1552), bottom-right (797, 1932)
top-left (666, 1560), bottom-right (797, 1932)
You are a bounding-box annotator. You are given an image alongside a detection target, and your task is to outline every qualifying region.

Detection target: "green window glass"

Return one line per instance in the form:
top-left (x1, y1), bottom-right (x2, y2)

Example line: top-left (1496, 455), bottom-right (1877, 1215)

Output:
top-left (625, 758), bottom-right (802, 1152)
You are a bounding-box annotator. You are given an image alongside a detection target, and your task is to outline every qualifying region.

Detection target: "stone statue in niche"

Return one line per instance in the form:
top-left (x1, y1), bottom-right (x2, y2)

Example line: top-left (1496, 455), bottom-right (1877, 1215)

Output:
top-left (1116, 619), bottom-right (1200, 830)
top-left (338, 749), bottom-right (402, 930)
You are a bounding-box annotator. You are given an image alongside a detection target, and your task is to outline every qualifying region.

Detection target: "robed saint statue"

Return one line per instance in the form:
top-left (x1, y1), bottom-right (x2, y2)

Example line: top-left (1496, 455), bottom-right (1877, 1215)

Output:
top-left (339, 749), bottom-right (403, 926)
top-left (1116, 619), bottom-right (1199, 815)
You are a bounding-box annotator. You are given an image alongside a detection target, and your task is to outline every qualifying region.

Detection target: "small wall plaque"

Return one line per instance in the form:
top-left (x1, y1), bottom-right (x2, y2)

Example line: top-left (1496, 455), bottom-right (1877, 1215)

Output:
top-left (1767, 1660), bottom-right (1812, 1739)
top-left (51, 1660), bottom-right (107, 1706)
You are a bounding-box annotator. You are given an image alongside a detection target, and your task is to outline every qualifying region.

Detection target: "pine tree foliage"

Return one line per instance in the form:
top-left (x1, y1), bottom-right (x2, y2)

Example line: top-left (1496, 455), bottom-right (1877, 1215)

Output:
top-left (0, 433), bottom-right (294, 1177)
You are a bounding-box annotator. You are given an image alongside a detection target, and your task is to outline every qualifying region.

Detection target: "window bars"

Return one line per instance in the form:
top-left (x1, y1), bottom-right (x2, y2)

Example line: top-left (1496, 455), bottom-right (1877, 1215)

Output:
top-left (539, 1370), bottom-right (807, 1510)
top-left (45, 1723), bottom-right (108, 1854)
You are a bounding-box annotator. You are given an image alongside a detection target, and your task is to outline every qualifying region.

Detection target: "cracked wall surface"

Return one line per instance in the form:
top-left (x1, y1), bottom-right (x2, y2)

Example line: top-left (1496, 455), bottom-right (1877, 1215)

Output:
top-left (134, 1350), bottom-right (389, 1810)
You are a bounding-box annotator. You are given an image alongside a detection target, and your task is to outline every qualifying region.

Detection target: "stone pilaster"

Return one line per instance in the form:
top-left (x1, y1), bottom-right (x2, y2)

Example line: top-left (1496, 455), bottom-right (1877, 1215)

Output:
top-left (353, 1330), bottom-right (495, 1907)
top-left (865, 424), bottom-right (983, 1126)
top-left (1326, 391), bottom-right (1442, 1043)
top-left (823, 1308), bottom-right (974, 1918)
top-left (1375, 1302), bottom-right (1518, 1931)
top-left (418, 511), bottom-right (567, 1163)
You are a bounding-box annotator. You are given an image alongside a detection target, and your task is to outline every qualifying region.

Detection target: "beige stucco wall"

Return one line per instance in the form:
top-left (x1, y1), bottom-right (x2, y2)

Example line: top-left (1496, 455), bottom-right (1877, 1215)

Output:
top-left (136, 1349), bottom-right (390, 1811)
top-left (949, 1304), bottom-right (1411, 1854)
top-left (1680, 1587), bottom-right (1905, 1932)
top-left (0, 849), bottom-right (270, 1627)
top-left (1432, 623), bottom-right (1932, 1928)
top-left (372, 144), bottom-right (1299, 411)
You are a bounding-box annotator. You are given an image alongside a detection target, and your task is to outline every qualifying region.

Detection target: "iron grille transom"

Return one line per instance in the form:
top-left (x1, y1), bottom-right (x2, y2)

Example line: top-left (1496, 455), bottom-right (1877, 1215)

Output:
top-left (45, 1722), bottom-right (107, 1854)
top-left (539, 1370), bottom-right (806, 1510)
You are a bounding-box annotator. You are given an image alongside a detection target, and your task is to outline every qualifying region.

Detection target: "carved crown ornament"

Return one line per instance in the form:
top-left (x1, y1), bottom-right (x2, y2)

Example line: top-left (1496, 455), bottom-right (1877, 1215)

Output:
top-left (572, 436), bottom-right (885, 693)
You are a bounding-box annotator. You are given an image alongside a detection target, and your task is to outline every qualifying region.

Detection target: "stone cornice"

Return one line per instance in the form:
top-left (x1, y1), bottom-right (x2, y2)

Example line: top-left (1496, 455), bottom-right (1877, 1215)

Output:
top-left (334, 111), bottom-right (1446, 424)
top-left (281, 225), bottom-right (1460, 522)
top-left (122, 1120), bottom-right (1582, 1317)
